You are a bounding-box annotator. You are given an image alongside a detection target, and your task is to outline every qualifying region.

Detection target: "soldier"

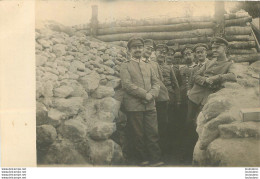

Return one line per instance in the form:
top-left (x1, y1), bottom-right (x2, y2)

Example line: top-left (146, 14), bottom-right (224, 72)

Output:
top-left (188, 43), bottom-right (210, 95)
top-left (183, 37), bottom-right (237, 164)
top-left (143, 40), bottom-right (170, 157)
top-left (179, 46), bottom-right (196, 120)
top-left (193, 43), bottom-right (209, 71)
top-left (120, 37), bottom-right (163, 166)
top-left (155, 44), bottom-right (180, 156)
top-left (188, 37), bottom-right (237, 124)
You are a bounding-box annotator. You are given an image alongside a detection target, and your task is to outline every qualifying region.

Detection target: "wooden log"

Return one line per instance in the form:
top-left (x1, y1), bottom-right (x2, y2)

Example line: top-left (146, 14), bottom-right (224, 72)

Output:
top-left (225, 17), bottom-right (252, 27)
top-left (228, 48), bottom-right (257, 55)
top-left (167, 37), bottom-right (211, 45)
top-left (98, 16), bottom-right (213, 29)
top-left (97, 22), bottom-right (215, 35)
top-left (225, 26), bottom-right (252, 35)
top-left (109, 41), bottom-right (127, 48)
top-left (96, 29), bottom-right (214, 42)
top-left (229, 41), bottom-right (256, 49)
top-left (225, 35), bottom-right (254, 41)
top-left (229, 54), bottom-right (260, 63)
top-left (224, 11), bottom-right (249, 20)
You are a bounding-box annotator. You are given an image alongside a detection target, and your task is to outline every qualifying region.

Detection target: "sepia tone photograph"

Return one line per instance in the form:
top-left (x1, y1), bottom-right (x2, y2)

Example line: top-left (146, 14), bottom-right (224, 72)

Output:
top-left (35, 0), bottom-right (260, 167)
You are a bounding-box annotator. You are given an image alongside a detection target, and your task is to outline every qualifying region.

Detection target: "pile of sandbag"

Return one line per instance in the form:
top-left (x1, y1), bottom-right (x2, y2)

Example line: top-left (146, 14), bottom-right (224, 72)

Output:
top-left (193, 61), bottom-right (260, 166)
top-left (224, 10), bottom-right (259, 63)
top-left (36, 21), bottom-right (127, 165)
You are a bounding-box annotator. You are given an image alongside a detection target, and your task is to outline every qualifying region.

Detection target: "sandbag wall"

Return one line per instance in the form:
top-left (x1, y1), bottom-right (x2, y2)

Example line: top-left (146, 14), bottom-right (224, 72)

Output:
top-left (193, 61), bottom-right (260, 166)
top-left (36, 21), bottom-right (128, 165)
top-left (224, 11), bottom-right (259, 63)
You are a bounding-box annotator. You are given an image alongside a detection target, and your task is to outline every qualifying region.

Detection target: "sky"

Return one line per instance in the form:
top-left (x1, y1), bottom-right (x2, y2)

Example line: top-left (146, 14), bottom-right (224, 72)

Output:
top-left (36, 1), bottom-right (239, 26)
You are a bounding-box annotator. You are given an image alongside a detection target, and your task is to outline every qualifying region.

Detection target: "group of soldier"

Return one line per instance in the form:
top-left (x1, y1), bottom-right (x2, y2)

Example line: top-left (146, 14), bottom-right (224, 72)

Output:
top-left (119, 36), bottom-right (237, 166)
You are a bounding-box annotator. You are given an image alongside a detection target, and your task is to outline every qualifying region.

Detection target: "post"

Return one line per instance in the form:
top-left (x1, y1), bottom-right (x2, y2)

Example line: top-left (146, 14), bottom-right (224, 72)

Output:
top-left (90, 5), bottom-right (98, 37)
top-left (214, 1), bottom-right (225, 37)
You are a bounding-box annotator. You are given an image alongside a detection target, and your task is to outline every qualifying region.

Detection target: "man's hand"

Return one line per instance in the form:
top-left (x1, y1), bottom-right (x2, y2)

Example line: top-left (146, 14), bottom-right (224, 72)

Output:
top-left (145, 93), bottom-right (153, 101)
top-left (208, 75), bottom-right (221, 83)
top-left (205, 78), bottom-right (214, 85)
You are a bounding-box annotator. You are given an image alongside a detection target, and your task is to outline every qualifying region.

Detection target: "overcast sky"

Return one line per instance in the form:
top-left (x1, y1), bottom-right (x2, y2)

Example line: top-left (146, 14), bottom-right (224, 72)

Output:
top-left (36, 1), bottom-right (239, 26)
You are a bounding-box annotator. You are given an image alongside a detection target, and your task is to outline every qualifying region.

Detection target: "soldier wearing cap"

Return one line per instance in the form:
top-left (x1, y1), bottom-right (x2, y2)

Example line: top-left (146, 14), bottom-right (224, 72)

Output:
top-left (155, 43), bottom-right (180, 155)
top-left (178, 46), bottom-right (196, 119)
top-left (188, 43), bottom-right (210, 93)
top-left (183, 37), bottom-right (237, 164)
top-left (120, 37), bottom-right (162, 166)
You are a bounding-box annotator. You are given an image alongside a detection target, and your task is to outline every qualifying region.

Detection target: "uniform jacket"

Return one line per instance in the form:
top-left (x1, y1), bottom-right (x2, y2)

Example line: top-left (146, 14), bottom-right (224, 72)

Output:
top-left (189, 59), bottom-right (210, 90)
top-left (146, 59), bottom-right (170, 102)
top-left (179, 63), bottom-right (196, 104)
top-left (159, 63), bottom-right (180, 104)
top-left (188, 58), bottom-right (236, 105)
top-left (120, 58), bottom-right (160, 111)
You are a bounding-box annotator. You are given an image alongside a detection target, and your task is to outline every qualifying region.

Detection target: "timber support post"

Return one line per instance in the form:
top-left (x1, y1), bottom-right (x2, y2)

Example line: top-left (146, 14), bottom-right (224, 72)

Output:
top-left (214, 1), bottom-right (225, 37)
top-left (90, 5), bottom-right (98, 37)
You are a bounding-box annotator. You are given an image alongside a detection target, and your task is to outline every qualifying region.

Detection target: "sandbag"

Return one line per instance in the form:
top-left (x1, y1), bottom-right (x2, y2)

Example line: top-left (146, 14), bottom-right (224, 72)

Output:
top-left (229, 54), bottom-right (260, 63)
top-left (97, 22), bottom-right (215, 35)
top-left (225, 17), bottom-right (252, 27)
top-left (96, 29), bottom-right (214, 42)
top-left (228, 41), bottom-right (256, 49)
top-left (225, 35), bottom-right (254, 41)
top-left (167, 37), bottom-right (211, 45)
top-left (225, 26), bottom-right (251, 35)
top-left (228, 48), bottom-right (257, 55)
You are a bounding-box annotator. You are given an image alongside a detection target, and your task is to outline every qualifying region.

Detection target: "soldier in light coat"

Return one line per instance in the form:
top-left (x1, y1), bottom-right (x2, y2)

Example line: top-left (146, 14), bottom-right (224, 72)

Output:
top-left (120, 37), bottom-right (163, 166)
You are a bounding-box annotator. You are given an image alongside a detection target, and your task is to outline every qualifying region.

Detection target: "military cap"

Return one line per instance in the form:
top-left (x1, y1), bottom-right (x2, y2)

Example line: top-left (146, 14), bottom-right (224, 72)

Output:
top-left (144, 39), bottom-right (156, 49)
top-left (127, 37), bottom-right (144, 49)
top-left (210, 37), bottom-right (229, 46)
top-left (168, 46), bottom-right (176, 54)
top-left (156, 44), bottom-right (169, 52)
top-left (181, 45), bottom-right (193, 55)
top-left (193, 43), bottom-right (208, 51)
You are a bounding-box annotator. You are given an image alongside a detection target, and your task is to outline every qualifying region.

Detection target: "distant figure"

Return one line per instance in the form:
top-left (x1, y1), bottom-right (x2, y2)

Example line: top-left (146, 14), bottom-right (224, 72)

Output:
top-left (120, 37), bottom-right (163, 166)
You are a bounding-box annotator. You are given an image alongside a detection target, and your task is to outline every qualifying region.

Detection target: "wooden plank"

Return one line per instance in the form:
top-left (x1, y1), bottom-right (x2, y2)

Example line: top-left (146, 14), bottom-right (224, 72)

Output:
top-left (240, 108), bottom-right (260, 122)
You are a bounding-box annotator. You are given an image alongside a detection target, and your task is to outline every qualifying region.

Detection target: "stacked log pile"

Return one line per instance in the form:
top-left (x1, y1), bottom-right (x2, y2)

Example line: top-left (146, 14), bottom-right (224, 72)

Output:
top-left (224, 11), bottom-right (259, 62)
top-left (73, 11), bottom-right (259, 63)
top-left (36, 21), bottom-right (127, 165)
top-left (193, 62), bottom-right (260, 166)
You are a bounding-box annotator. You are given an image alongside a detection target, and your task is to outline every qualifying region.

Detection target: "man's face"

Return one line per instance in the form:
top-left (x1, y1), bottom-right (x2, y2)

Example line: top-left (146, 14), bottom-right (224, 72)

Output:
top-left (143, 46), bottom-right (153, 58)
top-left (156, 47), bottom-right (167, 63)
top-left (183, 49), bottom-right (194, 64)
top-left (195, 47), bottom-right (207, 62)
top-left (166, 57), bottom-right (173, 65)
top-left (129, 43), bottom-right (144, 59)
top-left (212, 43), bottom-right (226, 58)
top-left (167, 49), bottom-right (175, 57)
